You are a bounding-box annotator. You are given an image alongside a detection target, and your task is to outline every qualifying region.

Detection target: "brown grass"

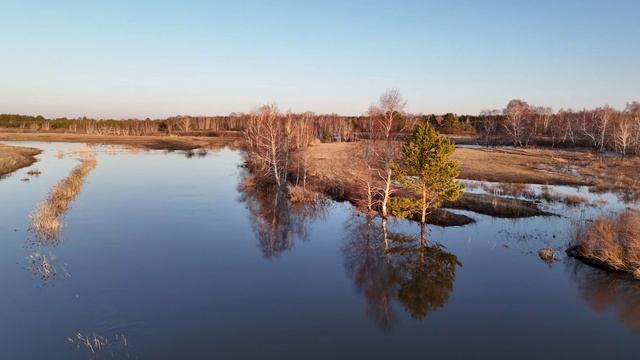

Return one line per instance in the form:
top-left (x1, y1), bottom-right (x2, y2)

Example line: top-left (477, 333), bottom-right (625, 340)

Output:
top-left (27, 168), bottom-right (42, 176)
top-left (0, 144), bottom-right (41, 177)
top-left (30, 156), bottom-right (97, 241)
top-left (494, 183), bottom-right (536, 199)
top-left (539, 186), bottom-right (588, 206)
top-left (538, 247), bottom-right (555, 263)
top-left (288, 185), bottom-right (320, 204)
top-left (568, 210), bottom-right (640, 278)
top-left (301, 142), bottom-right (594, 186)
top-left (0, 131), bottom-right (241, 150)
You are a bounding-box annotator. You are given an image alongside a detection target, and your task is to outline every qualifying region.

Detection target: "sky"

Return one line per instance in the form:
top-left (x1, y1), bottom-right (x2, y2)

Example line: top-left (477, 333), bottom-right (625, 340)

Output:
top-left (0, 0), bottom-right (638, 118)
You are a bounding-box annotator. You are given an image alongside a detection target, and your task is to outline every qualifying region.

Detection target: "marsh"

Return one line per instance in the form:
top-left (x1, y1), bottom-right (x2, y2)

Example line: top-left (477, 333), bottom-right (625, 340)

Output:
top-left (0, 141), bottom-right (639, 359)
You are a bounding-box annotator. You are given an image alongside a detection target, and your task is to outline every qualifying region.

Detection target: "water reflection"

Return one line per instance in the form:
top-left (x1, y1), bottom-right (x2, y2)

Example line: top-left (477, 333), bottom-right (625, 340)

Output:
top-left (343, 216), bottom-right (461, 329)
top-left (238, 176), bottom-right (328, 259)
top-left (569, 260), bottom-right (640, 330)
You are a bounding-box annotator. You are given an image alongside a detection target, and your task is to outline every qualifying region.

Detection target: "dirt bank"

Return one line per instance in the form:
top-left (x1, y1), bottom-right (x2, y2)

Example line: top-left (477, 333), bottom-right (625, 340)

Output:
top-left (0, 132), bottom-right (241, 151)
top-left (0, 144), bottom-right (41, 177)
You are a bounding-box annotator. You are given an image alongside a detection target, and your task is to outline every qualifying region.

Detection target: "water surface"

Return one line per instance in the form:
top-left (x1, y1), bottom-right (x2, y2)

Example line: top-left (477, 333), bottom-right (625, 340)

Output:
top-left (1, 141), bottom-right (639, 359)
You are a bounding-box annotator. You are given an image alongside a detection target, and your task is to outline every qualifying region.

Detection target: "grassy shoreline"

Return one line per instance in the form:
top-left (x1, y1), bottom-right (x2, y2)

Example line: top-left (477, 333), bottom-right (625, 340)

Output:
top-left (0, 144), bottom-right (41, 177)
top-left (0, 131), bottom-right (242, 151)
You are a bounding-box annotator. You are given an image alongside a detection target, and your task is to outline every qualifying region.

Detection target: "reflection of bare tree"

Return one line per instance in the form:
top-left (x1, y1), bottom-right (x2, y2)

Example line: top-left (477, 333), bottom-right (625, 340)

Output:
top-left (568, 259), bottom-right (640, 330)
top-left (238, 175), bottom-right (328, 259)
top-left (342, 216), bottom-right (461, 329)
top-left (343, 216), bottom-right (396, 328)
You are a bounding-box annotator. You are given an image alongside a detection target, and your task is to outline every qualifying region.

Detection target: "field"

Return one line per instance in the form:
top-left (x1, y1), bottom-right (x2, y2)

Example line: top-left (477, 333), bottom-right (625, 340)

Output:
top-left (0, 131), bottom-right (241, 151)
top-left (300, 141), bottom-right (640, 188)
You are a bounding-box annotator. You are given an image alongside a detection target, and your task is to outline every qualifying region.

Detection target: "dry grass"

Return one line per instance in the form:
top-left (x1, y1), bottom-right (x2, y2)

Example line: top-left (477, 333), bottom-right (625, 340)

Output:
top-left (30, 156), bottom-right (97, 241)
top-left (494, 183), bottom-right (536, 199)
top-left (0, 144), bottom-right (41, 177)
top-left (451, 147), bottom-right (591, 185)
top-left (27, 168), bottom-right (42, 176)
top-left (68, 332), bottom-right (128, 354)
top-left (289, 185), bottom-right (320, 204)
top-left (563, 194), bottom-right (587, 206)
top-left (301, 142), bottom-right (593, 186)
top-left (27, 252), bottom-right (56, 280)
top-left (568, 210), bottom-right (640, 278)
top-left (540, 186), bottom-right (588, 206)
top-left (538, 247), bottom-right (555, 263)
top-left (0, 131), bottom-right (241, 151)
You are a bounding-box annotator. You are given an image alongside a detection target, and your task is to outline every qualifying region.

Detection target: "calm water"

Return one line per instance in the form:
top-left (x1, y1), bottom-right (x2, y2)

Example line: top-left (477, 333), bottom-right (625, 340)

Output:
top-left (1, 141), bottom-right (639, 359)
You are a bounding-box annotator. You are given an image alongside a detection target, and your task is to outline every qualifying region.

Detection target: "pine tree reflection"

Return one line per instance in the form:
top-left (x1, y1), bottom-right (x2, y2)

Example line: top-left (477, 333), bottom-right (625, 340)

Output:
top-left (239, 175), bottom-right (328, 259)
top-left (343, 215), bottom-right (461, 329)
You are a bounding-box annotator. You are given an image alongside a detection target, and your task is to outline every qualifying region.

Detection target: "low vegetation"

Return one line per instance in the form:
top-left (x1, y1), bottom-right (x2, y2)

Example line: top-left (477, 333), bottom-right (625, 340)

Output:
top-left (0, 132), bottom-right (240, 151)
top-left (567, 210), bottom-right (640, 279)
top-left (0, 144), bottom-right (41, 177)
top-left (30, 156), bottom-right (97, 241)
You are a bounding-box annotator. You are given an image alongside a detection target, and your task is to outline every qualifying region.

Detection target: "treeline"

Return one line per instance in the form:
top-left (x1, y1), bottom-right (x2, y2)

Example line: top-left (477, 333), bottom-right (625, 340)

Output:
top-left (2, 98), bottom-right (640, 155)
top-left (474, 100), bottom-right (640, 155)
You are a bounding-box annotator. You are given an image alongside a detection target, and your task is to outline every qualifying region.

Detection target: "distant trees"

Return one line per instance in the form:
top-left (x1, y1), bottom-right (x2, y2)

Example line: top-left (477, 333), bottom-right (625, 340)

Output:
top-left (503, 99), bottom-right (532, 146)
top-left (3, 95), bottom-right (640, 155)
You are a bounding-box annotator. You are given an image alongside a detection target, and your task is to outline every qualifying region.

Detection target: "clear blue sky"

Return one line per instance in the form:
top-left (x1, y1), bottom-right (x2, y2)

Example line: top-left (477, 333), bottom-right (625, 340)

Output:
top-left (1, 0), bottom-right (638, 118)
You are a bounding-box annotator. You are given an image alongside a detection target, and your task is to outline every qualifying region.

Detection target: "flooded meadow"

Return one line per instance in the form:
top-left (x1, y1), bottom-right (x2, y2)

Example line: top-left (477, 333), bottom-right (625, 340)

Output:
top-left (1, 141), bottom-right (639, 359)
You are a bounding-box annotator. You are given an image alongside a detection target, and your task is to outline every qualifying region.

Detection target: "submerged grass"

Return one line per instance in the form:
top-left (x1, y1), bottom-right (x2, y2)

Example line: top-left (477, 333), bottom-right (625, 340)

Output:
top-left (568, 210), bottom-right (640, 279)
top-left (30, 155), bottom-right (97, 242)
top-left (289, 185), bottom-right (320, 204)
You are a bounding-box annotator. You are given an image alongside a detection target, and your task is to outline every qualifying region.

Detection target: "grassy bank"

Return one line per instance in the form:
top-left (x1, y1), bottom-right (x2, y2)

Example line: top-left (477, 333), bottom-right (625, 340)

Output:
top-left (0, 144), bottom-right (41, 177)
top-left (568, 210), bottom-right (640, 279)
top-left (0, 131), bottom-right (241, 151)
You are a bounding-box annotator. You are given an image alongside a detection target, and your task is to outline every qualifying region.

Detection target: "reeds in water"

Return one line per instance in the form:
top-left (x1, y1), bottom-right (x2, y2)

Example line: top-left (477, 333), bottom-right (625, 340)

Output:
top-left (30, 157), bottom-right (97, 241)
top-left (568, 210), bottom-right (640, 278)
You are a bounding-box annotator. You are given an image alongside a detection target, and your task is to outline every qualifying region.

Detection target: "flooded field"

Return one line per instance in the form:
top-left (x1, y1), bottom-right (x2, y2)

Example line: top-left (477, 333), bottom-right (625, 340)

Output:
top-left (1, 141), bottom-right (639, 359)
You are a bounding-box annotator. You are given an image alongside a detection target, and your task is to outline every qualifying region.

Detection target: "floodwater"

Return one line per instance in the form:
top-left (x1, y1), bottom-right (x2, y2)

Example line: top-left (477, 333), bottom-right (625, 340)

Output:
top-left (1, 141), bottom-right (639, 359)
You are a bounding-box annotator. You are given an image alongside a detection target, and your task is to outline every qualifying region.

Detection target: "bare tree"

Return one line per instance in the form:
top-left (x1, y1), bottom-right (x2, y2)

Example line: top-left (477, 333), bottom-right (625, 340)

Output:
top-left (370, 89), bottom-right (405, 219)
top-left (478, 109), bottom-right (500, 146)
top-left (503, 99), bottom-right (531, 146)
top-left (376, 89), bottom-right (406, 140)
top-left (613, 113), bottom-right (633, 156)
top-left (243, 104), bottom-right (289, 187)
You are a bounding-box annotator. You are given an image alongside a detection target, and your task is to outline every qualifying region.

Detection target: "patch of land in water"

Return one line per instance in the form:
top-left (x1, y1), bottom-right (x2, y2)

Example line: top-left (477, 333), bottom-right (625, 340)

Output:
top-left (0, 144), bottom-right (41, 177)
top-left (443, 193), bottom-right (552, 218)
top-left (302, 142), bottom-right (596, 186)
top-left (0, 131), bottom-right (242, 151)
top-left (295, 142), bottom-right (640, 223)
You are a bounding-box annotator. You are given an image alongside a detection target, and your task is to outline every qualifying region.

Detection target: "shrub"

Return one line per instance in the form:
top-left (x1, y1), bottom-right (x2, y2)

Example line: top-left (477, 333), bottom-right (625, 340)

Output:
top-left (568, 210), bottom-right (640, 278)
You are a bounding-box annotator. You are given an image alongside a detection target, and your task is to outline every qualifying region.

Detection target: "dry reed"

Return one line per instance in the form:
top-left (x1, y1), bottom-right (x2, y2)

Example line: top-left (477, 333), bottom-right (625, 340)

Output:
top-left (27, 168), bottom-right (42, 176)
top-left (568, 210), bottom-right (640, 278)
top-left (30, 157), bottom-right (97, 241)
top-left (289, 185), bottom-right (319, 204)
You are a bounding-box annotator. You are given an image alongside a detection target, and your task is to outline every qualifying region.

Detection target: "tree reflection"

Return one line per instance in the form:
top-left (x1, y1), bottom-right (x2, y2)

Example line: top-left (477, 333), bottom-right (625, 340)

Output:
top-left (568, 259), bottom-right (640, 331)
top-left (238, 175), bottom-right (328, 259)
top-left (343, 216), bottom-right (461, 329)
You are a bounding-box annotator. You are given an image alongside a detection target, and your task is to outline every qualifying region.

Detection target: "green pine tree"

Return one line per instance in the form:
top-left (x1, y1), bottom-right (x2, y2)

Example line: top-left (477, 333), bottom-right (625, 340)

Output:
top-left (393, 124), bottom-right (463, 226)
